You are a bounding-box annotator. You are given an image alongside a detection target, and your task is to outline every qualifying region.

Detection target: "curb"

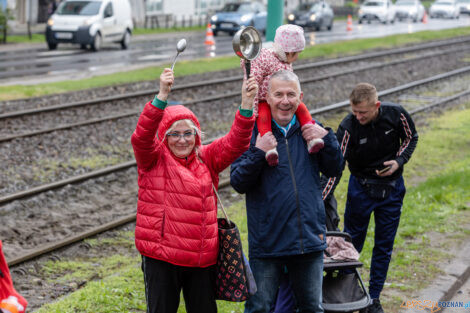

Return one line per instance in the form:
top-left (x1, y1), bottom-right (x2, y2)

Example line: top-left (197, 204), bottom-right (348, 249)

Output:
top-left (401, 239), bottom-right (470, 312)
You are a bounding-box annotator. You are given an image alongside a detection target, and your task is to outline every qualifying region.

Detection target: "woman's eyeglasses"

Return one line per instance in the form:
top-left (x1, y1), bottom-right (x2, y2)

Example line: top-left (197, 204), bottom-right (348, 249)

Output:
top-left (167, 131), bottom-right (196, 141)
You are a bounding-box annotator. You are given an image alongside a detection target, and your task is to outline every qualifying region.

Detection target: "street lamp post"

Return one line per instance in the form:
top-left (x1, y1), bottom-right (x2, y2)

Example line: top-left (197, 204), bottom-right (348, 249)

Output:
top-left (266, 0), bottom-right (283, 42)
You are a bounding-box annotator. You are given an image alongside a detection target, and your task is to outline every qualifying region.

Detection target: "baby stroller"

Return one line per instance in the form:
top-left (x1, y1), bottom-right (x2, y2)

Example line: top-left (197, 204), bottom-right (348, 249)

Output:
top-left (322, 195), bottom-right (371, 313)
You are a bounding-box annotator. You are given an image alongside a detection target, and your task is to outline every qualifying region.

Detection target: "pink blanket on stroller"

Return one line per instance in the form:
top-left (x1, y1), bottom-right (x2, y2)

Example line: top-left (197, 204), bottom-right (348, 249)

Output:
top-left (325, 237), bottom-right (360, 261)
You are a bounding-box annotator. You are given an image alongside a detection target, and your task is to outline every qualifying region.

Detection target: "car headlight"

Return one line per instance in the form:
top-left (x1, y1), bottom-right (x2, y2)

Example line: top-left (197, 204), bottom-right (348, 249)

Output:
top-left (358, 9), bottom-right (363, 14)
top-left (47, 18), bottom-right (54, 26)
top-left (310, 14), bottom-right (317, 21)
top-left (211, 15), bottom-right (218, 22)
top-left (467, 4), bottom-right (470, 9)
top-left (240, 14), bottom-right (251, 23)
top-left (409, 8), bottom-right (416, 13)
top-left (83, 18), bottom-right (94, 26)
top-left (288, 13), bottom-right (295, 21)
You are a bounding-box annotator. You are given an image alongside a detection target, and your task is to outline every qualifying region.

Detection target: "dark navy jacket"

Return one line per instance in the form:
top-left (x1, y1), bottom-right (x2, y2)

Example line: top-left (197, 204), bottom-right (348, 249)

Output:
top-left (230, 120), bottom-right (343, 258)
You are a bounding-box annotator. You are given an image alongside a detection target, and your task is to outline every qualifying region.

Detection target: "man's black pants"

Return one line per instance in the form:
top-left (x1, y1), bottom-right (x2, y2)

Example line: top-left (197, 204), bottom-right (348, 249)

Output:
top-left (141, 256), bottom-right (217, 313)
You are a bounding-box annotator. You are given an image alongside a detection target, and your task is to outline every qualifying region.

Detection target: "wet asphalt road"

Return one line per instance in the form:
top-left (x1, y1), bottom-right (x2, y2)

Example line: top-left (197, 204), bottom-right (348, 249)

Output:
top-left (0, 16), bottom-right (469, 85)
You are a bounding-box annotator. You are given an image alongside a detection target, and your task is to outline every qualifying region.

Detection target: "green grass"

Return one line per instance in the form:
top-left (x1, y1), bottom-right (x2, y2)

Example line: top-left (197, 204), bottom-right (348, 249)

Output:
top-left (5, 33), bottom-right (46, 43)
top-left (1, 26), bottom-right (470, 101)
top-left (133, 26), bottom-right (205, 35)
top-left (34, 105), bottom-right (470, 312)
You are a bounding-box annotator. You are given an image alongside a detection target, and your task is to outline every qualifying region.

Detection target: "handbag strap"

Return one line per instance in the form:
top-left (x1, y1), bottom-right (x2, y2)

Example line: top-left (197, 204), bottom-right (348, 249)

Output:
top-left (212, 184), bottom-right (231, 225)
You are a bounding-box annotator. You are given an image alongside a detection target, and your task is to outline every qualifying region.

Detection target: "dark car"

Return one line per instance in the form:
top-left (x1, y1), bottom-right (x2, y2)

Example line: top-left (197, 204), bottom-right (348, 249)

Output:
top-left (210, 2), bottom-right (267, 36)
top-left (287, 1), bottom-right (334, 31)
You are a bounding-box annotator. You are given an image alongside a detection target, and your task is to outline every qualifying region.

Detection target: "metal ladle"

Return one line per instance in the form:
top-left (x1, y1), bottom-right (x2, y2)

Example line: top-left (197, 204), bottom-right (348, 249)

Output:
top-left (171, 39), bottom-right (187, 71)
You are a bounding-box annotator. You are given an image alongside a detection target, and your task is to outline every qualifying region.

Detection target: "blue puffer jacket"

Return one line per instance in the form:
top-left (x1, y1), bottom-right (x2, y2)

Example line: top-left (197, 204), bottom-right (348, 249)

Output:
top-left (230, 120), bottom-right (343, 258)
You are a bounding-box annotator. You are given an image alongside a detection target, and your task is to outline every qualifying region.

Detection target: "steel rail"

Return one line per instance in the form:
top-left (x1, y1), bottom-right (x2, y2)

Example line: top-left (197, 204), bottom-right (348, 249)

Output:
top-left (5, 73), bottom-right (470, 268)
top-left (1, 36), bottom-right (469, 121)
top-left (2, 45), bottom-right (469, 143)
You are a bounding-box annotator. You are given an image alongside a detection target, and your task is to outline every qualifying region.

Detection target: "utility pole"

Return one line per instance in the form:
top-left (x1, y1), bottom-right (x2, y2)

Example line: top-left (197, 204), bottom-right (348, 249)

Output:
top-left (265, 0), bottom-right (283, 42)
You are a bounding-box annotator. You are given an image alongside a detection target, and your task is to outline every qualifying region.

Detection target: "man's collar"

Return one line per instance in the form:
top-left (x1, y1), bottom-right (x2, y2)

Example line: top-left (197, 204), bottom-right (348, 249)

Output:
top-left (273, 115), bottom-right (297, 136)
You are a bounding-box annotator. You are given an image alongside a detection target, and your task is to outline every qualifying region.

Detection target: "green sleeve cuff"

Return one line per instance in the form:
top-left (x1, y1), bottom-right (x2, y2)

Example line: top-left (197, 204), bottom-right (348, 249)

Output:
top-left (151, 95), bottom-right (168, 110)
top-left (239, 106), bottom-right (253, 118)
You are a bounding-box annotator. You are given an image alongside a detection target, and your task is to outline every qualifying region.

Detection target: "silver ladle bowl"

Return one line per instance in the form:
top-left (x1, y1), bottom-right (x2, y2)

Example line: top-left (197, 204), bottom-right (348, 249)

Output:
top-left (171, 38), bottom-right (187, 71)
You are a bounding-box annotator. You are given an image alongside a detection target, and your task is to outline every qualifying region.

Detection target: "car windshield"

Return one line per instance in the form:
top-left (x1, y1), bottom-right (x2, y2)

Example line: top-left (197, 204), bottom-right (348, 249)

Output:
top-left (435, 0), bottom-right (452, 4)
top-left (221, 3), bottom-right (252, 13)
top-left (458, 0), bottom-right (470, 3)
top-left (396, 1), bottom-right (415, 5)
top-left (56, 1), bottom-right (102, 15)
top-left (297, 2), bottom-right (321, 11)
top-left (364, 1), bottom-right (386, 6)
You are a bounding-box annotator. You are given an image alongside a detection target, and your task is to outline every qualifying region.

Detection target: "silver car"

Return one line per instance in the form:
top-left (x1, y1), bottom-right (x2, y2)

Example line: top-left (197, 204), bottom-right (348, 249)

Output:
top-left (395, 0), bottom-right (426, 22)
top-left (457, 0), bottom-right (470, 13)
top-left (358, 0), bottom-right (396, 24)
top-left (429, 0), bottom-right (460, 18)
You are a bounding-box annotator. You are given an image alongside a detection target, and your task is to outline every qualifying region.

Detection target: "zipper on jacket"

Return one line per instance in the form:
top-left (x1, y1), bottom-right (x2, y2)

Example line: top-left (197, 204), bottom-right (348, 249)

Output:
top-left (285, 138), bottom-right (304, 254)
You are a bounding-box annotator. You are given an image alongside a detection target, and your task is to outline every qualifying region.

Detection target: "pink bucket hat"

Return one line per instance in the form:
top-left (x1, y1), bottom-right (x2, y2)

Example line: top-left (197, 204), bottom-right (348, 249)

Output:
top-left (274, 24), bottom-right (305, 53)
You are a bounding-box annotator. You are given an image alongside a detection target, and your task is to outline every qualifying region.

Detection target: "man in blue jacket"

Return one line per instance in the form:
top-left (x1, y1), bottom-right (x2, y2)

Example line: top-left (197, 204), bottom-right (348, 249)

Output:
top-left (230, 70), bottom-right (343, 313)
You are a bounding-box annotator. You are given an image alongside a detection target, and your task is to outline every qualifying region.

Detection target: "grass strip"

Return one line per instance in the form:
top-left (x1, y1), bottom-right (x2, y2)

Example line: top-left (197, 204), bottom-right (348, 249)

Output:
top-left (1, 26), bottom-right (470, 101)
top-left (34, 105), bottom-right (470, 312)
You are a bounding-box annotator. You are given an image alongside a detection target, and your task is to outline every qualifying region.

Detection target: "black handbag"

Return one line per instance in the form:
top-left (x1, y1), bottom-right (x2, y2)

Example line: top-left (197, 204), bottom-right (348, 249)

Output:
top-left (213, 185), bottom-right (257, 302)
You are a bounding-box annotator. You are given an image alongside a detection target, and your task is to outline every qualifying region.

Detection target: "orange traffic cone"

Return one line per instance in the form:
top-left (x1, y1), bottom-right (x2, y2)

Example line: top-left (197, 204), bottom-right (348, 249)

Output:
top-left (204, 23), bottom-right (215, 46)
top-left (422, 11), bottom-right (428, 23)
top-left (346, 15), bottom-right (353, 31)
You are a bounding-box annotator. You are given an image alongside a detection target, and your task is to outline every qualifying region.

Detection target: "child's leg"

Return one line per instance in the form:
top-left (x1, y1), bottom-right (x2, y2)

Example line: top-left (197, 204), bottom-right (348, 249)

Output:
top-left (257, 101), bottom-right (278, 166)
top-left (295, 102), bottom-right (314, 126)
top-left (257, 101), bottom-right (272, 136)
top-left (296, 102), bottom-right (325, 154)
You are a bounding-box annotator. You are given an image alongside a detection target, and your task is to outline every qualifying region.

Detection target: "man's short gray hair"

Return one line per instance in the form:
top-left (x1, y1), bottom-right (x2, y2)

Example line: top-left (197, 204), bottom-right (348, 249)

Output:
top-left (268, 70), bottom-right (301, 93)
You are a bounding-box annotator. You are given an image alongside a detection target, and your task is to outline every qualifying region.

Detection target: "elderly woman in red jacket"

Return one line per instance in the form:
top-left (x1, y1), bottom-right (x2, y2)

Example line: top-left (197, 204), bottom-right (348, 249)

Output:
top-left (131, 68), bottom-right (257, 313)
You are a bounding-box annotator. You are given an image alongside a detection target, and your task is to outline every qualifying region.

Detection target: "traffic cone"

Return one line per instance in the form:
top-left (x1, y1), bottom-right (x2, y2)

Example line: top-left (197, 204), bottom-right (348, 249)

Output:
top-left (422, 11), bottom-right (428, 23)
top-left (204, 23), bottom-right (215, 46)
top-left (346, 14), bottom-right (353, 31)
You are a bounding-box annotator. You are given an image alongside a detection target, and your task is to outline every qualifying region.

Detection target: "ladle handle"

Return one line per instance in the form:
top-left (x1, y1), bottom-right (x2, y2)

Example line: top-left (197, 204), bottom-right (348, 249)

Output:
top-left (245, 60), bottom-right (251, 79)
top-left (171, 53), bottom-right (179, 71)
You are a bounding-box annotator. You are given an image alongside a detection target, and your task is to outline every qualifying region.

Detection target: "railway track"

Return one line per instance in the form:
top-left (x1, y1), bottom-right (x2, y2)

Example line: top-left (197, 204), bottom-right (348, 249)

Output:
top-left (4, 66), bottom-right (470, 268)
top-left (1, 35), bottom-right (470, 119)
top-left (0, 44), bottom-right (469, 143)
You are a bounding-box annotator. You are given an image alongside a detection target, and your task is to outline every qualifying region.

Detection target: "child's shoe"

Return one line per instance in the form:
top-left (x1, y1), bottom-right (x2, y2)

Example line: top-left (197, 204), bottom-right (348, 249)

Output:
top-left (266, 148), bottom-right (279, 166)
top-left (307, 138), bottom-right (324, 154)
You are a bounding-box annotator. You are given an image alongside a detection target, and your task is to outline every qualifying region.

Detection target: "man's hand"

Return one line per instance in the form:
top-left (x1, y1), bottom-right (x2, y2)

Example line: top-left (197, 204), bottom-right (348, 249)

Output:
top-left (301, 122), bottom-right (328, 141)
top-left (157, 68), bottom-right (174, 102)
top-left (255, 132), bottom-right (277, 153)
top-left (241, 76), bottom-right (258, 110)
top-left (376, 160), bottom-right (399, 177)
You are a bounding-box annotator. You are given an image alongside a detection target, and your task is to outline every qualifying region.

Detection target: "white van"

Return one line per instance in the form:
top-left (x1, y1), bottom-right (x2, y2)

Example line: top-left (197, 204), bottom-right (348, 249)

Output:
top-left (46, 0), bottom-right (133, 51)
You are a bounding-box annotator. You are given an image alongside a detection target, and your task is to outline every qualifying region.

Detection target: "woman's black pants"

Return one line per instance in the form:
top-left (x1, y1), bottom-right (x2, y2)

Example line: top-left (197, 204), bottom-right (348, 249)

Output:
top-left (141, 256), bottom-right (218, 313)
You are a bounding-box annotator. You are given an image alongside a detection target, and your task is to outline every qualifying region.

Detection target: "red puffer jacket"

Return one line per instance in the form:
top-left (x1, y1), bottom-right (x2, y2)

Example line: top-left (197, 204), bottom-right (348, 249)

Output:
top-left (131, 103), bottom-right (254, 267)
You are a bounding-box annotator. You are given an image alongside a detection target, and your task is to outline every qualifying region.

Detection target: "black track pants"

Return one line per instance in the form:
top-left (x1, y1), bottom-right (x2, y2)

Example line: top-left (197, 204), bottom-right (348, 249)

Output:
top-left (141, 256), bottom-right (218, 313)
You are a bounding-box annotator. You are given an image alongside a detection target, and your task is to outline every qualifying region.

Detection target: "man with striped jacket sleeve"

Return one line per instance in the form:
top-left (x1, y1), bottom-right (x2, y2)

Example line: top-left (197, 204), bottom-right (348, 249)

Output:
top-left (322, 83), bottom-right (418, 313)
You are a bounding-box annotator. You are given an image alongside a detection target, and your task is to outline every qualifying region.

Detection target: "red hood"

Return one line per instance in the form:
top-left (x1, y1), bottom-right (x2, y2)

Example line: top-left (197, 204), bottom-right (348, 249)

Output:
top-left (156, 105), bottom-right (202, 156)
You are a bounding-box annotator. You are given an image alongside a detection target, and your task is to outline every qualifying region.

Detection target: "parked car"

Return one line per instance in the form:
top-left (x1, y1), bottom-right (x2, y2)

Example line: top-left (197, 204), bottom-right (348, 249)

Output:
top-left (46, 0), bottom-right (133, 51)
top-left (395, 0), bottom-right (426, 22)
top-left (210, 2), bottom-right (267, 36)
top-left (429, 0), bottom-right (460, 18)
top-left (457, 0), bottom-right (470, 13)
top-left (287, 1), bottom-right (334, 31)
top-left (358, 0), bottom-right (396, 24)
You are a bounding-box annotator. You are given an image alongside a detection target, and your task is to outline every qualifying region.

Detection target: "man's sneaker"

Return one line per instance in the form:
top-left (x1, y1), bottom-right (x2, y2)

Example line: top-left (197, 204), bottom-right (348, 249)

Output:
top-left (307, 138), bottom-right (324, 154)
top-left (265, 148), bottom-right (279, 166)
top-left (368, 299), bottom-right (384, 313)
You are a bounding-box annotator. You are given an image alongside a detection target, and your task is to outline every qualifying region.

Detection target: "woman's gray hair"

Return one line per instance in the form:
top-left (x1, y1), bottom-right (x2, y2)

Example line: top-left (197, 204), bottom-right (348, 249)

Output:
top-left (165, 119), bottom-right (203, 140)
top-left (268, 70), bottom-right (301, 93)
